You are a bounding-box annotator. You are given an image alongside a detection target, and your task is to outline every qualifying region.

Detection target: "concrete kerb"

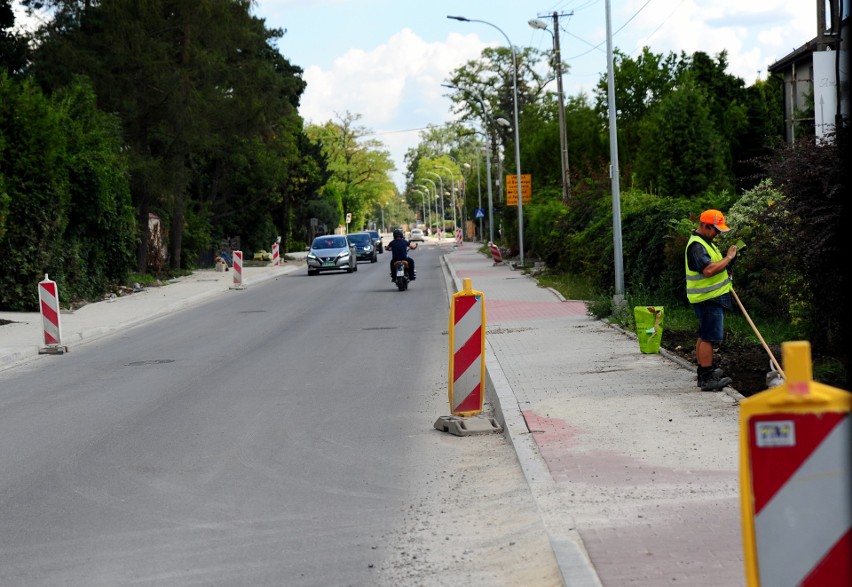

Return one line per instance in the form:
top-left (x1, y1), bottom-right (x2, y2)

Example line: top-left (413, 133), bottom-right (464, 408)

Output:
top-left (440, 253), bottom-right (603, 587)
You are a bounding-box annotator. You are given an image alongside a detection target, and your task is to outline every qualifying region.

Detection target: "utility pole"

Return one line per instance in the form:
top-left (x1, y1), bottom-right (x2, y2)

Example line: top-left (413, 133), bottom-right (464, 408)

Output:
top-left (552, 12), bottom-right (571, 204)
top-left (532, 11), bottom-right (572, 204)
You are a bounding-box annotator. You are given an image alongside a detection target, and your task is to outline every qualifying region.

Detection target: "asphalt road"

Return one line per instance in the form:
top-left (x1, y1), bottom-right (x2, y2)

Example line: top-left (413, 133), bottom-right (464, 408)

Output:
top-left (0, 245), bottom-right (504, 585)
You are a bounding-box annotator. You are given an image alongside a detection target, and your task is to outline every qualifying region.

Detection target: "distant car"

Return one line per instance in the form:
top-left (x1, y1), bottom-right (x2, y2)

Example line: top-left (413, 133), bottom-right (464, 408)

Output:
top-left (367, 230), bottom-right (383, 253)
top-left (253, 250), bottom-right (272, 261)
top-left (306, 235), bottom-right (357, 275)
top-left (408, 228), bottom-right (424, 242)
top-left (347, 232), bottom-right (377, 263)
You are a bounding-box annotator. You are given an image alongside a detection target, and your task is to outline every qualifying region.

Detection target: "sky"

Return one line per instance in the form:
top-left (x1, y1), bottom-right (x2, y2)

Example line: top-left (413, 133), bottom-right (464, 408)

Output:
top-left (14, 0), bottom-right (819, 189)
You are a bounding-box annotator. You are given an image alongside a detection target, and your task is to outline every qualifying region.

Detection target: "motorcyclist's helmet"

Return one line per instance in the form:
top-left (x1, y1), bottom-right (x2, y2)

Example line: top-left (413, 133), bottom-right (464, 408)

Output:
top-left (393, 228), bottom-right (404, 239)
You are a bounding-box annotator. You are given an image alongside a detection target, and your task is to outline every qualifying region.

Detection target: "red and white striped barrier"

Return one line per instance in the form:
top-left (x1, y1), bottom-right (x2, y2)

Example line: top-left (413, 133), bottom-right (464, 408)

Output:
top-left (455, 227), bottom-right (463, 246)
top-left (488, 242), bottom-right (503, 265)
top-left (740, 341), bottom-right (851, 586)
top-left (447, 278), bottom-right (486, 417)
top-left (38, 273), bottom-right (66, 353)
top-left (272, 242), bottom-right (280, 267)
top-left (231, 250), bottom-right (244, 289)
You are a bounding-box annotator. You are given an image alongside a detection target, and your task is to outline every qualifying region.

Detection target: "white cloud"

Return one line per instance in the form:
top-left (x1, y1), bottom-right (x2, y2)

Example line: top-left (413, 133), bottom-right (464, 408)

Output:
top-left (300, 28), bottom-right (488, 187)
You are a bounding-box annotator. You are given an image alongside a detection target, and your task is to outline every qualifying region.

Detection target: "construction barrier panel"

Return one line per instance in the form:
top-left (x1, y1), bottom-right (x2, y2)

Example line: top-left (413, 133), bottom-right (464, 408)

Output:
top-left (38, 273), bottom-right (63, 349)
top-left (272, 242), bottom-right (280, 267)
top-left (739, 340), bottom-right (851, 586)
top-left (448, 278), bottom-right (486, 417)
top-left (455, 227), bottom-right (463, 245)
top-left (231, 250), bottom-right (243, 288)
top-left (488, 242), bottom-right (503, 265)
top-left (634, 306), bottom-right (664, 354)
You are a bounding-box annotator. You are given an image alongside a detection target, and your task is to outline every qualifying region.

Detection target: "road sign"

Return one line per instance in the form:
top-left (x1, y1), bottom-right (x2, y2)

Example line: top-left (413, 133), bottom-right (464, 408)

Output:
top-left (345, 213), bottom-right (351, 224)
top-left (506, 174), bottom-right (531, 205)
top-left (474, 208), bottom-right (485, 219)
top-left (739, 341), bottom-right (851, 586)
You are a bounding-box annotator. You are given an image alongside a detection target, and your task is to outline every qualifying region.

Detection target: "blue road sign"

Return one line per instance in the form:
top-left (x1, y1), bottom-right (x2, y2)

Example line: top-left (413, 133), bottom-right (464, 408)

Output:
top-left (474, 208), bottom-right (485, 219)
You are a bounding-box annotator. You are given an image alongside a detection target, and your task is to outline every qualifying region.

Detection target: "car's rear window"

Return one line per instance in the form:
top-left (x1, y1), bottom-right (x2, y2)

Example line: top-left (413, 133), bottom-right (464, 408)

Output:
top-left (349, 233), bottom-right (371, 244)
top-left (312, 237), bottom-right (346, 249)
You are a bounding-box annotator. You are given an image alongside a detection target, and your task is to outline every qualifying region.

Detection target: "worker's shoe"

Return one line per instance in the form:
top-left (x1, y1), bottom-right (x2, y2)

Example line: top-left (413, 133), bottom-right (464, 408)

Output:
top-left (696, 367), bottom-right (725, 387)
top-left (699, 371), bottom-right (732, 391)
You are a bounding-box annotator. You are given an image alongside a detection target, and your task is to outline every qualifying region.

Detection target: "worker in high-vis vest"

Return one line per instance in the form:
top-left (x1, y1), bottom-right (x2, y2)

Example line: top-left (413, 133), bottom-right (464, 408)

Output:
top-left (685, 209), bottom-right (739, 391)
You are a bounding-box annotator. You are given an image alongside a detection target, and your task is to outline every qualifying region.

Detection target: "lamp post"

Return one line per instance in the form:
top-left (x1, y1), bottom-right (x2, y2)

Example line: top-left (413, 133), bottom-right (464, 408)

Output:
top-left (447, 15), bottom-right (524, 267)
top-left (447, 81), bottom-right (495, 243)
top-left (463, 162), bottom-right (480, 241)
top-left (420, 177), bottom-right (439, 236)
top-left (605, 0), bottom-right (624, 299)
top-left (529, 14), bottom-right (571, 203)
top-left (410, 189), bottom-right (423, 225)
top-left (414, 184), bottom-right (432, 228)
top-left (434, 164), bottom-right (457, 234)
top-left (424, 171), bottom-right (445, 237)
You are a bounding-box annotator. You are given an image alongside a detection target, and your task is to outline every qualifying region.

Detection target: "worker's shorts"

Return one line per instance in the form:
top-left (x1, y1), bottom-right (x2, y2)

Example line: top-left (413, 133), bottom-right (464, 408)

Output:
top-left (692, 300), bottom-right (725, 343)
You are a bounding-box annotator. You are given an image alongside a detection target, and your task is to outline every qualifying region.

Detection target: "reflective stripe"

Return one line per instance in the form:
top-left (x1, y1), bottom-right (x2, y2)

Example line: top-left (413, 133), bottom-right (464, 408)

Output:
top-left (754, 415), bottom-right (851, 587)
top-left (687, 276), bottom-right (732, 295)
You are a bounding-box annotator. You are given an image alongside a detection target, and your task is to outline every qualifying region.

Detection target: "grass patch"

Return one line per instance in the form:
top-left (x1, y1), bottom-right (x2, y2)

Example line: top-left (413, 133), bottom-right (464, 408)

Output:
top-left (537, 273), bottom-right (598, 301)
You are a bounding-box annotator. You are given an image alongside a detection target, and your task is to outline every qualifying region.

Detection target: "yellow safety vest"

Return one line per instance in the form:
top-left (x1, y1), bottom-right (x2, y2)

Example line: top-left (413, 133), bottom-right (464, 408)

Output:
top-left (685, 234), bottom-right (732, 303)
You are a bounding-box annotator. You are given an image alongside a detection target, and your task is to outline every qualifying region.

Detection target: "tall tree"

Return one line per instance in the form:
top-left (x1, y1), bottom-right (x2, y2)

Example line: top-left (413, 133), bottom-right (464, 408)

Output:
top-left (0, 0), bottom-right (28, 76)
top-left (305, 112), bottom-right (395, 231)
top-left (594, 47), bottom-right (678, 168)
top-left (634, 81), bottom-right (730, 197)
top-left (27, 0), bottom-right (305, 271)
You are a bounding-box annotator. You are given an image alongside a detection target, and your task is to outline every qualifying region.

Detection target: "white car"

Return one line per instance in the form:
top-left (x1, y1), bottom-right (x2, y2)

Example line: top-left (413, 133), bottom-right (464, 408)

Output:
top-left (408, 228), bottom-right (424, 242)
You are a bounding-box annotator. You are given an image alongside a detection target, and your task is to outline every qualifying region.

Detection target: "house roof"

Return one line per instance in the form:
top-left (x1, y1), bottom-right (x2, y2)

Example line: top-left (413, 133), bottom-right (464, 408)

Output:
top-left (768, 37), bottom-right (818, 73)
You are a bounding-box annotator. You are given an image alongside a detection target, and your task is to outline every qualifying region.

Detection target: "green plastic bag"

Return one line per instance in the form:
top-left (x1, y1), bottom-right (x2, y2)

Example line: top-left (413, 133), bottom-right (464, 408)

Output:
top-left (634, 306), bottom-right (664, 354)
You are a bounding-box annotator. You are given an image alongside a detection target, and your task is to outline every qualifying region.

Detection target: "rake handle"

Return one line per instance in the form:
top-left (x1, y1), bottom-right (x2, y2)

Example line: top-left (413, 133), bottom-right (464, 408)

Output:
top-left (731, 288), bottom-right (785, 379)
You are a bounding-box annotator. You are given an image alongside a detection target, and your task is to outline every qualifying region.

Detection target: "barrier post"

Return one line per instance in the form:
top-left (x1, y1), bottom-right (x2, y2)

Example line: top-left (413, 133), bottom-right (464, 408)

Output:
top-left (38, 273), bottom-right (67, 354)
top-left (434, 277), bottom-right (501, 436)
top-left (739, 340), bottom-right (851, 586)
top-left (448, 278), bottom-right (485, 416)
top-left (455, 227), bottom-right (463, 246)
top-left (272, 242), bottom-right (280, 267)
top-left (488, 242), bottom-right (503, 266)
top-left (230, 250), bottom-right (244, 289)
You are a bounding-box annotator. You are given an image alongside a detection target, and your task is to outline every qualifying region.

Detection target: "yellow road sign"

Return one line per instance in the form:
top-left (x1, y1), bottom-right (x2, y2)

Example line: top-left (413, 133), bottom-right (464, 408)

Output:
top-left (506, 174), bottom-right (531, 205)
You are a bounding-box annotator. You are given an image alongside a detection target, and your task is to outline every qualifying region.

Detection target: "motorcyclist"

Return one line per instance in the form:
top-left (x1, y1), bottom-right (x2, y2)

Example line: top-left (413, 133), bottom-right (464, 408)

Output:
top-left (387, 228), bottom-right (417, 281)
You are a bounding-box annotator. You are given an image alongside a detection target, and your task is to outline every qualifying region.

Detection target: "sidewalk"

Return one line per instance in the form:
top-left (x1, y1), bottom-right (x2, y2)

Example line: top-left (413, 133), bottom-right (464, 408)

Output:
top-left (0, 260), bottom-right (302, 370)
top-left (443, 245), bottom-right (746, 587)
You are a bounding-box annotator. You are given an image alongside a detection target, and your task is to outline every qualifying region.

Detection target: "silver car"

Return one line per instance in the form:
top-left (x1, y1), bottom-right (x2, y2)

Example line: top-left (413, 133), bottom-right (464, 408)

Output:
top-left (306, 235), bottom-right (357, 275)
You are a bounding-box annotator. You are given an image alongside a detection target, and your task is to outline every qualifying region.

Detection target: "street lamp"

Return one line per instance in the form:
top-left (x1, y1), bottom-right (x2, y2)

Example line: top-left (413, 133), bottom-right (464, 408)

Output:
top-left (434, 164), bottom-right (457, 234)
top-left (604, 0), bottom-right (624, 299)
top-left (462, 162), bottom-right (480, 241)
top-left (420, 177), bottom-right (439, 236)
top-left (424, 171), bottom-right (445, 237)
top-left (446, 82), bottom-right (496, 244)
top-left (447, 15), bottom-right (525, 267)
top-left (529, 15), bottom-right (571, 203)
top-left (414, 188), bottom-right (429, 227)
top-left (414, 184), bottom-right (432, 228)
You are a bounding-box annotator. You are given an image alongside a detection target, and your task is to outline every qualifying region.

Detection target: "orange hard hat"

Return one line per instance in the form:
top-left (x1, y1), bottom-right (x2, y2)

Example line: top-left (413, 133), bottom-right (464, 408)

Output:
top-left (699, 209), bottom-right (730, 232)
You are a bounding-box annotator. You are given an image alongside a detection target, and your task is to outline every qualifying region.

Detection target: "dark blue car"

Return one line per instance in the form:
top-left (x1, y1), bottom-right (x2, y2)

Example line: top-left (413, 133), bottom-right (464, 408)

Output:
top-left (348, 232), bottom-right (377, 263)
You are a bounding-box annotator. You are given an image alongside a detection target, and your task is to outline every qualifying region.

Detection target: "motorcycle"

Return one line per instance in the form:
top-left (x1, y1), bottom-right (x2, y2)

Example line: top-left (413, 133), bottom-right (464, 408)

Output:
top-left (393, 259), bottom-right (411, 291)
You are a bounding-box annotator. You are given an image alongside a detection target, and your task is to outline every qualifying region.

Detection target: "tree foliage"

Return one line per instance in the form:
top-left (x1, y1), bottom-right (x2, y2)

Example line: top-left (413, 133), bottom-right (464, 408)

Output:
top-left (27, 0), bottom-right (307, 270)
